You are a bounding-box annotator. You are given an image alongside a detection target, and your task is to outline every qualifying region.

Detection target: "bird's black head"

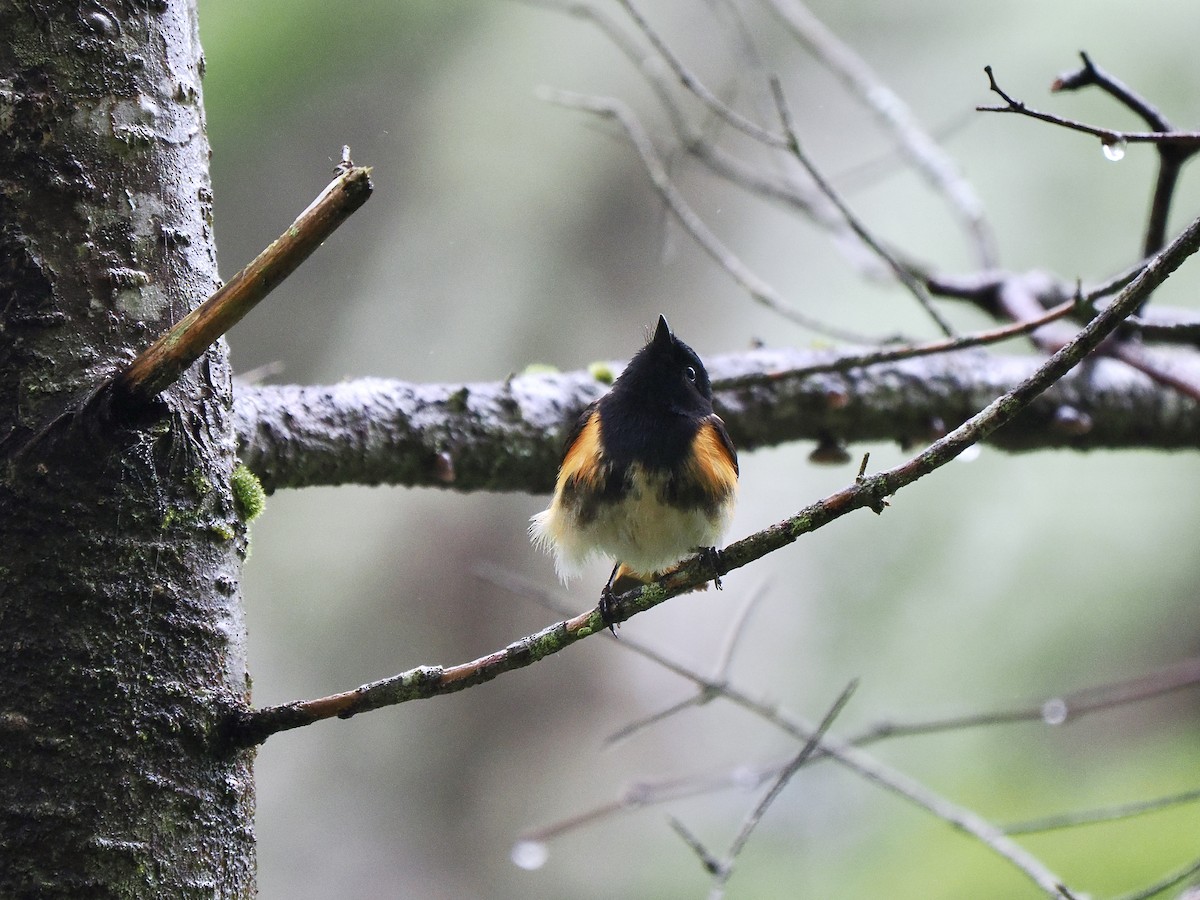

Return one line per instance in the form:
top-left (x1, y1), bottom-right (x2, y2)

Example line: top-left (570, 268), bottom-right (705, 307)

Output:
top-left (611, 315), bottom-right (713, 418)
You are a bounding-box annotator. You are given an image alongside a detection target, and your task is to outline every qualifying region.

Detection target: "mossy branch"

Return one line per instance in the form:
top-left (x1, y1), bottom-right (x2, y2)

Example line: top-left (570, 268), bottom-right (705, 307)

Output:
top-left (224, 210), bottom-right (1200, 750)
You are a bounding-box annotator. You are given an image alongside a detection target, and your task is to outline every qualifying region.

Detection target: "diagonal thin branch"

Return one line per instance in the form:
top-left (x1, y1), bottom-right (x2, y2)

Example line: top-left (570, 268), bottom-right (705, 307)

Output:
top-left (537, 86), bottom-right (871, 342)
top-left (516, 766), bottom-right (765, 849)
top-left (615, 0), bottom-right (786, 149)
top-left (1004, 785), bottom-right (1200, 836)
top-left (604, 582), bottom-right (768, 747)
top-left (498, 588), bottom-right (1072, 895)
top-left (520, 0), bottom-right (888, 280)
top-left (109, 161), bottom-right (373, 414)
top-left (768, 76), bottom-right (957, 337)
top-left (1112, 852), bottom-right (1200, 900)
top-left (1, 160), bottom-right (373, 461)
top-left (226, 213), bottom-right (1200, 759)
top-left (846, 656), bottom-right (1200, 748)
top-left (707, 679), bottom-right (858, 897)
top-left (715, 296), bottom-right (1078, 391)
top-left (1052, 51), bottom-right (1172, 132)
top-left (577, 604), bottom-right (1075, 897)
top-left (666, 816), bottom-right (723, 877)
top-left (764, 0), bottom-right (997, 268)
top-left (495, 564), bottom-right (1198, 897)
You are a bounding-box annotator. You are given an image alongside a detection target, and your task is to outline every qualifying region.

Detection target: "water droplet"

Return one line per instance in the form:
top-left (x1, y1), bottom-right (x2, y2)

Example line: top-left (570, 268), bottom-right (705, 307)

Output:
top-left (1101, 138), bottom-right (1126, 162)
top-left (83, 10), bottom-right (116, 36)
top-left (1051, 405), bottom-right (1093, 437)
top-left (956, 444), bottom-right (982, 464)
top-left (511, 840), bottom-right (549, 870)
top-left (1041, 698), bottom-right (1069, 725)
top-left (731, 765), bottom-right (763, 790)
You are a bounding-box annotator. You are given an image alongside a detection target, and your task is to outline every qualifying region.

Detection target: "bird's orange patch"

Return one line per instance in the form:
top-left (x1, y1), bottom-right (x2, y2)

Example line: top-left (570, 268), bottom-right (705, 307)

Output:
top-left (689, 419), bottom-right (739, 498)
top-left (557, 410), bottom-right (605, 494)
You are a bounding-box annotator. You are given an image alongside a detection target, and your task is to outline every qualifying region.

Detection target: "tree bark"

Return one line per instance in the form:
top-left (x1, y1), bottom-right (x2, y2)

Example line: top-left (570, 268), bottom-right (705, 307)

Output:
top-left (0, 2), bottom-right (254, 896)
top-left (231, 349), bottom-right (1200, 495)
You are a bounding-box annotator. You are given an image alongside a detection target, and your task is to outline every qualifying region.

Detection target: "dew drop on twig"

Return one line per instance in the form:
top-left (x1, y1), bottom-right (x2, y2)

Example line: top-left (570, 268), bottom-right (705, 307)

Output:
top-left (1041, 697), bottom-right (1069, 725)
top-left (1101, 138), bottom-right (1127, 162)
top-left (511, 840), bottom-right (549, 871)
top-left (955, 443), bottom-right (982, 464)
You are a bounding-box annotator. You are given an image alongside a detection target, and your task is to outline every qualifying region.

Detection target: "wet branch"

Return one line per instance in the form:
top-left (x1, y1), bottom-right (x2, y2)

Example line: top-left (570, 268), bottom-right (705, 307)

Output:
top-left (225, 211), bottom-right (1200, 751)
top-left (109, 160), bottom-right (373, 415)
top-left (1051, 51), bottom-right (1199, 256)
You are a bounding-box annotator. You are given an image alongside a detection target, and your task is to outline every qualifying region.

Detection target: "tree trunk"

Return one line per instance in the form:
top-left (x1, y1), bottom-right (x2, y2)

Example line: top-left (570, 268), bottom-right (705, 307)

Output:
top-left (0, 2), bottom-right (254, 896)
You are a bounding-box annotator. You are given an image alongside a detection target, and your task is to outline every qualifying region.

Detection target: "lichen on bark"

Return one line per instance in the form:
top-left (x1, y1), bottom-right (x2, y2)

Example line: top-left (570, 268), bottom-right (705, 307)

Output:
top-left (0, 3), bottom-right (255, 896)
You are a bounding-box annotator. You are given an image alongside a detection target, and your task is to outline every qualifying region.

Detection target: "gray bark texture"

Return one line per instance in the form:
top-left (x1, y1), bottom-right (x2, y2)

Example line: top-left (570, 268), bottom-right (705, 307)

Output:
top-left (0, 2), bottom-right (255, 897)
top-left (233, 348), bottom-right (1200, 495)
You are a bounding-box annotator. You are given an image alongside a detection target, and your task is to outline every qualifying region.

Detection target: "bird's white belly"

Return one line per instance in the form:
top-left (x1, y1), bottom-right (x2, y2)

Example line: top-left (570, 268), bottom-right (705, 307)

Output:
top-left (531, 467), bottom-right (733, 580)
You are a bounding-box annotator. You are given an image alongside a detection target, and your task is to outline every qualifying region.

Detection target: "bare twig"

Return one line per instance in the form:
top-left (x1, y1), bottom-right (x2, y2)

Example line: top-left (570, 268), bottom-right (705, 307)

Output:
top-left (1052, 51), bottom-right (1171, 131)
top-left (1004, 785), bottom-right (1200, 836)
top-left (1112, 853), bottom-right (1200, 900)
top-left (488, 569), bottom-right (1081, 895)
top-left (764, 0), bottom-right (997, 268)
top-left (925, 264), bottom-right (1200, 399)
top-left (979, 65), bottom-right (1200, 151)
top-left (492, 566), bottom-right (1196, 898)
top-left (668, 817), bottom-right (723, 877)
top-left (109, 163), bottom-right (373, 414)
top-left (522, 0), bottom-right (889, 280)
top-left (1051, 51), bottom-right (1195, 256)
top-left (605, 583), bottom-right (768, 747)
top-left (767, 77), bottom-right (956, 337)
top-left (0, 160), bottom-right (374, 461)
top-left (707, 679), bottom-right (858, 897)
top-left (575, 607), bottom-right (1074, 896)
top-left (1123, 305), bottom-right (1200, 343)
top-left (711, 583), bottom-right (767, 681)
top-left (228, 214), bottom-right (1200, 752)
top-left (537, 86), bottom-right (869, 342)
top-left (603, 695), bottom-right (704, 747)
top-left (848, 656), bottom-right (1200, 748)
top-left (615, 0), bottom-right (785, 149)
top-left (1107, 339), bottom-right (1200, 402)
top-left (518, 766), bottom-right (771, 848)
top-left (716, 296), bottom-right (1078, 394)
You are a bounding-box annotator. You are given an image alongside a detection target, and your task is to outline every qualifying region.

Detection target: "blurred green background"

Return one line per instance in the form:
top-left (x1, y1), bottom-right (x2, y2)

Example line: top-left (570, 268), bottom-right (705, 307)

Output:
top-left (197, 1), bottom-right (1200, 897)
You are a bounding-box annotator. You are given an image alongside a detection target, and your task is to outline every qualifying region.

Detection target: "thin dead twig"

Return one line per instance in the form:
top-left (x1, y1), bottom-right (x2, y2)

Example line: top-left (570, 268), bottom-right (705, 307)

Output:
top-left (537, 86), bottom-right (870, 342)
top-left (704, 679), bottom-right (858, 897)
top-left (765, 0), bottom-right (997, 268)
top-left (228, 210), bottom-right (1200, 751)
top-left (768, 76), bottom-right (956, 337)
top-left (979, 65), bottom-right (1200, 151)
top-left (110, 162), bottom-right (373, 413)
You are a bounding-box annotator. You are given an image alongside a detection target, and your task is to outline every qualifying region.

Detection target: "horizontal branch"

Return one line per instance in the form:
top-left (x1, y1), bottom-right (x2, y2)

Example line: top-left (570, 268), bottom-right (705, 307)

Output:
top-left (979, 65), bottom-right (1200, 150)
top-left (234, 345), bottom-right (1200, 494)
top-left (226, 213), bottom-right (1200, 763)
top-left (850, 656), bottom-right (1200, 748)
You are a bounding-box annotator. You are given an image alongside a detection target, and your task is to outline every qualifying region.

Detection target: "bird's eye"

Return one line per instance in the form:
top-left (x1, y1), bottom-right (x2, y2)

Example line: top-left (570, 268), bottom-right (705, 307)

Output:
top-left (685, 365), bottom-right (697, 382)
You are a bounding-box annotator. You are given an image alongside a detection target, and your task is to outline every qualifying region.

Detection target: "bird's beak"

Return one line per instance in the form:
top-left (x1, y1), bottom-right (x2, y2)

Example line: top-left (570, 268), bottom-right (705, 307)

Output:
top-left (653, 314), bottom-right (672, 349)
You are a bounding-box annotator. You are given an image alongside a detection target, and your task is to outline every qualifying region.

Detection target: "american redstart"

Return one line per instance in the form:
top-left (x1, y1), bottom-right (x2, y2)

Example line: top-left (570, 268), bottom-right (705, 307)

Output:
top-left (530, 315), bottom-right (738, 626)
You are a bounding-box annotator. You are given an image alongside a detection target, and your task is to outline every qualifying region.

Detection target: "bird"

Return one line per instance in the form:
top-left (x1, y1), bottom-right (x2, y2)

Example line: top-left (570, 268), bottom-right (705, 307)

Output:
top-left (530, 314), bottom-right (738, 627)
